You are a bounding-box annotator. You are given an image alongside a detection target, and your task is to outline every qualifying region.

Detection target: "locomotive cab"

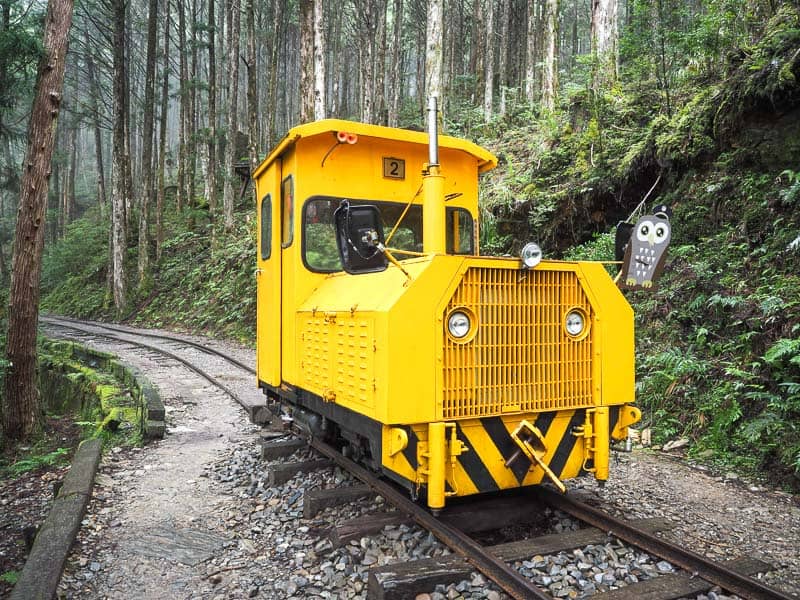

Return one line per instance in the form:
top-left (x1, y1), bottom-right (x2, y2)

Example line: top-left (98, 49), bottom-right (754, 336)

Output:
top-left (253, 111), bottom-right (641, 510)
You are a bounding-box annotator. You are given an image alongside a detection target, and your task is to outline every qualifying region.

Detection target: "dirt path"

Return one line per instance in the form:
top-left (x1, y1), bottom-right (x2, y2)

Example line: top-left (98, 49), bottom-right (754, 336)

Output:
top-left (51, 332), bottom-right (267, 599)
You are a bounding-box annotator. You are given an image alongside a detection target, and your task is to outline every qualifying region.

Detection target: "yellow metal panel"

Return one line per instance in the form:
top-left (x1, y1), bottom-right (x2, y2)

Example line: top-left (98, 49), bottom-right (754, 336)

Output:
top-left (253, 119), bottom-right (498, 180)
top-left (255, 161), bottom-right (282, 387)
top-left (575, 262), bottom-right (635, 406)
top-left (297, 312), bottom-right (377, 410)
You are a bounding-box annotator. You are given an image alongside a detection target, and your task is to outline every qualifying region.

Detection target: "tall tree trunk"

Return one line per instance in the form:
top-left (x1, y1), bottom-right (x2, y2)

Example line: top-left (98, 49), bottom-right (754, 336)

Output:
top-left (188, 0), bottom-right (199, 209)
top-left (299, 0), bottom-right (313, 122)
top-left (313, 0), bottom-right (326, 120)
top-left (266, 0), bottom-right (282, 145)
top-left (524, 0), bottom-right (537, 104)
top-left (111, 0), bottom-right (128, 316)
top-left (156, 0), bottom-right (170, 260)
top-left (483, 0), bottom-right (495, 121)
top-left (222, 0), bottom-right (240, 231)
top-left (85, 31), bottom-right (107, 209)
top-left (375, 1), bottom-right (387, 123)
top-left (591, 0), bottom-right (618, 91)
top-left (246, 0), bottom-right (258, 168)
top-left (542, 0), bottom-right (559, 112)
top-left (425, 0), bottom-right (443, 106)
top-left (3, 0), bottom-right (74, 442)
top-left (65, 123), bottom-right (77, 228)
top-left (206, 0), bottom-right (218, 216)
top-left (497, 0), bottom-right (509, 116)
top-left (138, 0), bottom-right (159, 290)
top-left (176, 0), bottom-right (188, 212)
top-left (387, 0), bottom-right (403, 126)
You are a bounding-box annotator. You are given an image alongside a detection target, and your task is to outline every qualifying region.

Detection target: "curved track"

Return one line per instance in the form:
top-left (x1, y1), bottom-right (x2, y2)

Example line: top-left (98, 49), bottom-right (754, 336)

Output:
top-left (40, 316), bottom-right (795, 600)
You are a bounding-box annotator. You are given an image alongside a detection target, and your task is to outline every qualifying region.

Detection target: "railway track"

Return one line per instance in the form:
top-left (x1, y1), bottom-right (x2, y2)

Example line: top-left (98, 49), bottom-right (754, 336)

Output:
top-left (41, 316), bottom-right (795, 600)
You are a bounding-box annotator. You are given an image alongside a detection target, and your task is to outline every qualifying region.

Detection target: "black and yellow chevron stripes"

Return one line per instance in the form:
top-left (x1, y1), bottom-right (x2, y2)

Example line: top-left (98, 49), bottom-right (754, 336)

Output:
top-left (383, 406), bottom-right (625, 496)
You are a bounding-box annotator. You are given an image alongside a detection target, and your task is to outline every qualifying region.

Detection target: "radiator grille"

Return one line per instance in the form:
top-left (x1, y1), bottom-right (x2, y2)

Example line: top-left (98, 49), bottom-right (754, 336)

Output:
top-left (442, 267), bottom-right (594, 419)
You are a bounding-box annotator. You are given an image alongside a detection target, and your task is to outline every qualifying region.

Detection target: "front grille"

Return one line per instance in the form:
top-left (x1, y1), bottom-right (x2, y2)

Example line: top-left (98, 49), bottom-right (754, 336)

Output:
top-left (442, 266), bottom-right (594, 419)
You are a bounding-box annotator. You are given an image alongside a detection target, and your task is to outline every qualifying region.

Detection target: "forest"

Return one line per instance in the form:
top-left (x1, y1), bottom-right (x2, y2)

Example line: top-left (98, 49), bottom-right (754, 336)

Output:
top-left (0, 0), bottom-right (799, 488)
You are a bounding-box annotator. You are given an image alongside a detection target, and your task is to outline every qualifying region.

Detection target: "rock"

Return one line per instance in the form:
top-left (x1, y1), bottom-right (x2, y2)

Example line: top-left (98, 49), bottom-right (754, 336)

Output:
top-left (656, 560), bottom-right (673, 573)
top-left (662, 438), bottom-right (690, 451)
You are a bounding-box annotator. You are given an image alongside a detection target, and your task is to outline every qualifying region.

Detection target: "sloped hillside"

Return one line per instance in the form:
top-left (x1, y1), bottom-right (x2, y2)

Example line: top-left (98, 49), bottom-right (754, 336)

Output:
top-left (478, 6), bottom-right (800, 488)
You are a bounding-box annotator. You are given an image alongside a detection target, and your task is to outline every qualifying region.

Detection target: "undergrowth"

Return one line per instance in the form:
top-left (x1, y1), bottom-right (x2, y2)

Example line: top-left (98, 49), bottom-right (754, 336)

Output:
top-left (467, 7), bottom-right (800, 489)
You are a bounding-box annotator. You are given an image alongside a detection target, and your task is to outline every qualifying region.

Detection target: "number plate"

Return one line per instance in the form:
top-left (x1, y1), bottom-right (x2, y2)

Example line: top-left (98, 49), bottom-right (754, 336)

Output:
top-left (383, 157), bottom-right (405, 180)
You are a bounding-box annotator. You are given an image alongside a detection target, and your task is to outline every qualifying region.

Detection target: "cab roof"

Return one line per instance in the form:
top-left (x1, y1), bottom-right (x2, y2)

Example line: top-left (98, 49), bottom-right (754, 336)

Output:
top-left (252, 119), bottom-right (498, 179)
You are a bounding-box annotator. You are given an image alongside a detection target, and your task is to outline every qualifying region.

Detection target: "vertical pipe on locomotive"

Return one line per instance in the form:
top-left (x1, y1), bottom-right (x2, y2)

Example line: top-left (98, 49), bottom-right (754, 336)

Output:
top-left (423, 96), bottom-right (446, 254)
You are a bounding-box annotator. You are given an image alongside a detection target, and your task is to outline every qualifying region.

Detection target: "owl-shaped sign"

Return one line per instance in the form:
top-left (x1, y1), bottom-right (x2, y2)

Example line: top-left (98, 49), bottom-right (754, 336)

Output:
top-left (619, 212), bottom-right (671, 290)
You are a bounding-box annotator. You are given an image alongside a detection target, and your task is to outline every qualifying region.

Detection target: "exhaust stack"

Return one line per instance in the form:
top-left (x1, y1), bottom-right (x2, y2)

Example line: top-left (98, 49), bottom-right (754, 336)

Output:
top-left (422, 96), bottom-right (445, 254)
top-left (427, 96), bottom-right (440, 166)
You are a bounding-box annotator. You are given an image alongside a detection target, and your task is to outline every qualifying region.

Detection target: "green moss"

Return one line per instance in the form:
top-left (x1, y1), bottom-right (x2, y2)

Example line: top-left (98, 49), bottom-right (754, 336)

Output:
top-left (38, 341), bottom-right (146, 447)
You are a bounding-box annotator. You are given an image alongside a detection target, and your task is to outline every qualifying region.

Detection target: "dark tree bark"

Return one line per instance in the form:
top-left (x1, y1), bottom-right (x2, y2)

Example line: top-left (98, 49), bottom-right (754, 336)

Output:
top-left (206, 0), bottom-right (218, 215)
top-left (387, 0), bottom-right (403, 126)
top-left (246, 0), bottom-right (258, 168)
top-left (300, 0), bottom-right (314, 122)
top-left (2, 0), bottom-right (74, 443)
top-left (222, 0), bottom-right (240, 231)
top-left (138, 0), bottom-right (159, 290)
top-left (156, 0), bottom-right (170, 260)
top-left (176, 0), bottom-right (188, 212)
top-left (84, 30), bottom-right (107, 209)
top-left (110, 0), bottom-right (128, 315)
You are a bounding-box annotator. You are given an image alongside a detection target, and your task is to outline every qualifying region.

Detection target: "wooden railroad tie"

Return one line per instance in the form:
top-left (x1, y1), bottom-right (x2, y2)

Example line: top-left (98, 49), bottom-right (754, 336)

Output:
top-left (368, 517), bottom-right (675, 600)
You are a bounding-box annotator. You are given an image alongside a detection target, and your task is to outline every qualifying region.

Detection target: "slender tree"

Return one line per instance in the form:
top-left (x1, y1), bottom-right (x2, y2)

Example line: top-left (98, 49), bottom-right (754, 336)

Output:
top-left (156, 0), bottom-right (170, 259)
top-left (2, 0), bottom-right (74, 442)
top-left (483, 0), bottom-right (495, 121)
top-left (524, 0), bottom-right (537, 104)
top-left (138, 0), bottom-right (158, 289)
top-left (110, 0), bottom-right (128, 315)
top-left (541, 0), bottom-right (559, 111)
top-left (222, 0), bottom-right (240, 231)
top-left (387, 0), bottom-right (403, 126)
top-left (425, 0), bottom-right (443, 106)
top-left (313, 0), bottom-right (326, 120)
top-left (206, 0), bottom-right (218, 214)
top-left (591, 0), bottom-right (618, 91)
top-left (299, 0), bottom-right (314, 122)
top-left (246, 0), bottom-right (257, 169)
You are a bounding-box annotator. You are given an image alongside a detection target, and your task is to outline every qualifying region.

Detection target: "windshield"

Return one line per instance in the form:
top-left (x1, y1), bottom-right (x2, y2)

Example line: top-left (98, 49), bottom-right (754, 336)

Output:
top-left (303, 197), bottom-right (423, 272)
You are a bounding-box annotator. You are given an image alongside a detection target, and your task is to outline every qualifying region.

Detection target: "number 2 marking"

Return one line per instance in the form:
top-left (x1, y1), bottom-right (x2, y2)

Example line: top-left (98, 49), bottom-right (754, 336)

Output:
top-left (383, 157), bottom-right (405, 179)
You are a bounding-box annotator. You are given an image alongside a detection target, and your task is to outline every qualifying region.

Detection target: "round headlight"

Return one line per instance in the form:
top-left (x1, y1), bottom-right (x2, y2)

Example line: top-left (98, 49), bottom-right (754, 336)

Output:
top-left (447, 311), bottom-right (471, 339)
top-left (520, 242), bottom-right (542, 269)
top-left (565, 310), bottom-right (585, 337)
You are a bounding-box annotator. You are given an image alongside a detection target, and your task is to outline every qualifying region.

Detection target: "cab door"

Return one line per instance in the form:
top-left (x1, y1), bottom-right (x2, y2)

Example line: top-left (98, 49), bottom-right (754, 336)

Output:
top-left (256, 161), bottom-right (282, 387)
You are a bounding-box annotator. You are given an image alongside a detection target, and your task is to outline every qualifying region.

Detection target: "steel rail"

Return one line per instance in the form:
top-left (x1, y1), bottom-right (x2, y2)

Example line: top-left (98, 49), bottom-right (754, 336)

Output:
top-left (41, 320), bottom-right (245, 404)
top-left (534, 486), bottom-right (794, 600)
top-left (306, 436), bottom-right (551, 600)
top-left (41, 315), bottom-right (256, 375)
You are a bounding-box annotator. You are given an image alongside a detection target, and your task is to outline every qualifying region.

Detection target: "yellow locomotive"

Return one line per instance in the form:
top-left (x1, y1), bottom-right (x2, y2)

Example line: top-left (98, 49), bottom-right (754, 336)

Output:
top-left (253, 101), bottom-right (643, 511)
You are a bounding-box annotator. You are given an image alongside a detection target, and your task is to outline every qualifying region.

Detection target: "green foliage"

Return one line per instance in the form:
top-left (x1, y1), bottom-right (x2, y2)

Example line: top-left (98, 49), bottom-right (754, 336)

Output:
top-left (4, 447), bottom-right (68, 476)
top-left (0, 571), bottom-right (19, 585)
top-left (305, 222), bottom-right (341, 271)
top-left (136, 212), bottom-right (256, 342)
top-left (0, 2), bottom-right (45, 139)
top-left (40, 211), bottom-right (110, 318)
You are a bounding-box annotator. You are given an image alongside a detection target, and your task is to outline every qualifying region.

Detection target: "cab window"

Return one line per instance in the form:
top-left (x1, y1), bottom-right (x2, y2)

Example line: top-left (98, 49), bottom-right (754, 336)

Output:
top-left (281, 176), bottom-right (294, 247)
top-left (303, 197), bottom-right (423, 272)
top-left (446, 207), bottom-right (474, 255)
top-left (260, 195), bottom-right (271, 260)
